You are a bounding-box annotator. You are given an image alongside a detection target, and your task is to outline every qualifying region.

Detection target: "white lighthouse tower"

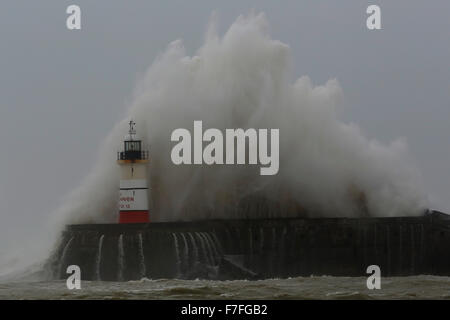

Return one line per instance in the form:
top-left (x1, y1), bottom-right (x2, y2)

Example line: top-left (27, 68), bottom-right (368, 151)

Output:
top-left (117, 120), bottom-right (150, 223)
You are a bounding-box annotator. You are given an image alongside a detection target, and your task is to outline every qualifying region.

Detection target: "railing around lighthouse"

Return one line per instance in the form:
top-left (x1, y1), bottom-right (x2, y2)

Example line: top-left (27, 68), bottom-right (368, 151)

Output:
top-left (117, 150), bottom-right (149, 161)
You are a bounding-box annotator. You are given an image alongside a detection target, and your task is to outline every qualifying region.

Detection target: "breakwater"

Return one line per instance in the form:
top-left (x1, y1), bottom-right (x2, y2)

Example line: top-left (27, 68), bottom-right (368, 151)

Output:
top-left (49, 211), bottom-right (450, 281)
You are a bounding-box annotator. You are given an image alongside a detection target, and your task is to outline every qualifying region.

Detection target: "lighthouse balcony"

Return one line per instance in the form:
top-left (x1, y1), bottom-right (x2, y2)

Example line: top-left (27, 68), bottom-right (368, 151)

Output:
top-left (117, 150), bottom-right (149, 161)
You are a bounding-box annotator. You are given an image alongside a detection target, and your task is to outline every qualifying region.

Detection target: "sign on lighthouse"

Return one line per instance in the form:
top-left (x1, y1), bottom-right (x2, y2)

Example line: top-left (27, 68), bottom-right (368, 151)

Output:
top-left (117, 120), bottom-right (150, 223)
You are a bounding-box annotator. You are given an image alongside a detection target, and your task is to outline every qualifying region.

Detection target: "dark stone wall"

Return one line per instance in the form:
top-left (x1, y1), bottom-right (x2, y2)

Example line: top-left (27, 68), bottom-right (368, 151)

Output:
top-left (48, 211), bottom-right (450, 281)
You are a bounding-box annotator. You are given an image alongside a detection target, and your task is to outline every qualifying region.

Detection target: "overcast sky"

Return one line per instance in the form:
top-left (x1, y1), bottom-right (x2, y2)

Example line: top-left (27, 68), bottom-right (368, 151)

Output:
top-left (0, 1), bottom-right (449, 258)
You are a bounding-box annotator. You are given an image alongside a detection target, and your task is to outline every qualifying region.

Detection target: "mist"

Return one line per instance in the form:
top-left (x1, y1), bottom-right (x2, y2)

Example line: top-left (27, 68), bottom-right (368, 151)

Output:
top-left (54, 12), bottom-right (427, 227)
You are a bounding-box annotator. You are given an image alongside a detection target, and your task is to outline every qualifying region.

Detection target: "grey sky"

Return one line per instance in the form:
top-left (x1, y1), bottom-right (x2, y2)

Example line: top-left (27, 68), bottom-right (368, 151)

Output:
top-left (0, 1), bottom-right (449, 259)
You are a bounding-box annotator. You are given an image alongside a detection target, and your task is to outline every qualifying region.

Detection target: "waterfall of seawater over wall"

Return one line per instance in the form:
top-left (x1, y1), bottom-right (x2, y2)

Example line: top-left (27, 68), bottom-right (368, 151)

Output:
top-left (58, 236), bottom-right (74, 278)
top-left (180, 233), bottom-right (190, 269)
top-left (172, 233), bottom-right (181, 277)
top-left (195, 233), bottom-right (209, 265)
top-left (117, 234), bottom-right (124, 281)
top-left (138, 233), bottom-right (146, 278)
top-left (200, 233), bottom-right (214, 265)
top-left (188, 232), bottom-right (199, 266)
top-left (168, 231), bottom-right (223, 279)
top-left (95, 235), bottom-right (104, 281)
top-left (204, 233), bottom-right (220, 264)
top-left (211, 233), bottom-right (223, 256)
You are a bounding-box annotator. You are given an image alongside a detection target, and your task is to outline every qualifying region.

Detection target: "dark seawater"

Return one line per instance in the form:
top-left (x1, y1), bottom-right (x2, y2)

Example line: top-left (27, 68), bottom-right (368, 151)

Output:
top-left (0, 276), bottom-right (449, 300)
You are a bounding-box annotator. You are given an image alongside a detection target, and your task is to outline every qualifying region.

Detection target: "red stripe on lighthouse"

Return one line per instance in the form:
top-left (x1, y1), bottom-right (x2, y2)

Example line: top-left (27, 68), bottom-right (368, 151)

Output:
top-left (119, 211), bottom-right (149, 223)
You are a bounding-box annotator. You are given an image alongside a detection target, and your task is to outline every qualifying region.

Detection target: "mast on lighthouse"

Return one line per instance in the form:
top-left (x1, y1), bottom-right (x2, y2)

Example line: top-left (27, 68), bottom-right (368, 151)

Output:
top-left (117, 120), bottom-right (150, 223)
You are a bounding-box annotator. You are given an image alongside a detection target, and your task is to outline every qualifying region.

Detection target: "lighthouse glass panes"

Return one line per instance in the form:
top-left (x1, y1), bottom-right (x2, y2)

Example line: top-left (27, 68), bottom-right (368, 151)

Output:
top-left (125, 141), bottom-right (140, 152)
top-left (117, 122), bottom-right (150, 224)
top-left (118, 141), bottom-right (149, 161)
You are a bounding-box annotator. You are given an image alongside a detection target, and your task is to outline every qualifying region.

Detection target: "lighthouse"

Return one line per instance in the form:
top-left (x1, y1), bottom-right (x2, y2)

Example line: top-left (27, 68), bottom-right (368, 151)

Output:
top-left (117, 120), bottom-right (150, 223)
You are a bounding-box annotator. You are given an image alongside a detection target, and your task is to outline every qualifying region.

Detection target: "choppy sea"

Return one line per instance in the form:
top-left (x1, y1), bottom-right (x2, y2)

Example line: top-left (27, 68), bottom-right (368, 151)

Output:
top-left (0, 276), bottom-right (449, 300)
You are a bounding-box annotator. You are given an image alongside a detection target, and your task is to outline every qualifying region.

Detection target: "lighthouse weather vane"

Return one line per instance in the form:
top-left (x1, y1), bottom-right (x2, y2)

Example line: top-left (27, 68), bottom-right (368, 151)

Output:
top-left (129, 120), bottom-right (136, 140)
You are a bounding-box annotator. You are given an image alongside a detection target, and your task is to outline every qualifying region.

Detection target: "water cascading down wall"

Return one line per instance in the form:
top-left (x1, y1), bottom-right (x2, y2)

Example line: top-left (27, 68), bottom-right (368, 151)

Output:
top-left (47, 211), bottom-right (450, 281)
